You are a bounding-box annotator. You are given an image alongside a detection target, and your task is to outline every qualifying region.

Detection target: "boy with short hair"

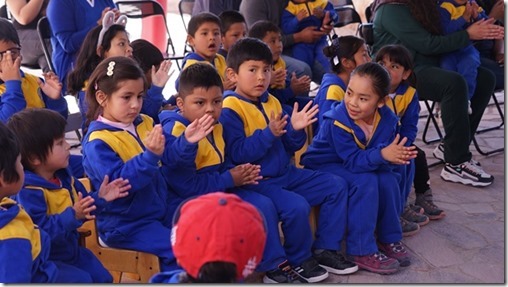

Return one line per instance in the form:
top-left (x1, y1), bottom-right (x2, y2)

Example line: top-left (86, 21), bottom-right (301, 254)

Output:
top-left (0, 18), bottom-right (68, 123)
top-left (160, 63), bottom-right (306, 283)
top-left (248, 20), bottom-right (311, 114)
top-left (220, 37), bottom-right (358, 283)
top-left (7, 108), bottom-right (132, 283)
top-left (218, 10), bottom-right (247, 59)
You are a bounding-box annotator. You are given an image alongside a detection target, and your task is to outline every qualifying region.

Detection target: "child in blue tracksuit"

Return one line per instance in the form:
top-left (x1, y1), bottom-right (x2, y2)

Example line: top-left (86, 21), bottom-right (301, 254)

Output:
top-left (438, 0), bottom-right (488, 110)
top-left (301, 62), bottom-right (418, 275)
top-left (0, 121), bottom-right (91, 283)
top-left (248, 20), bottom-right (312, 115)
top-left (81, 57), bottom-right (178, 272)
top-left (314, 35), bottom-right (371, 132)
top-left (160, 63), bottom-right (304, 283)
top-left (220, 38), bottom-right (358, 283)
top-left (7, 108), bottom-right (132, 283)
top-left (281, 0), bottom-right (338, 75)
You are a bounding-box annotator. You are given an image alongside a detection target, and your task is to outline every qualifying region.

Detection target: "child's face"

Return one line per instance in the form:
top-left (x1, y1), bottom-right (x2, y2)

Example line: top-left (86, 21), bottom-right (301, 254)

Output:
top-left (228, 60), bottom-right (271, 101)
top-left (41, 137), bottom-right (71, 174)
top-left (188, 22), bottom-right (222, 62)
top-left (222, 22), bottom-right (247, 52)
top-left (0, 155), bottom-right (24, 197)
top-left (351, 44), bottom-right (371, 68)
top-left (99, 78), bottom-right (144, 124)
top-left (103, 31), bottom-right (133, 59)
top-left (262, 32), bottom-right (283, 63)
top-left (177, 86), bottom-right (223, 123)
top-left (344, 74), bottom-right (385, 124)
top-left (0, 40), bottom-right (21, 69)
top-left (377, 55), bottom-right (411, 93)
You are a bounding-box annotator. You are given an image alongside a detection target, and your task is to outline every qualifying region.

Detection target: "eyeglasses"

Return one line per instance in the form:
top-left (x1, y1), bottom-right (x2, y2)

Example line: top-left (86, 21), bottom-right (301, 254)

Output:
top-left (0, 47), bottom-right (21, 61)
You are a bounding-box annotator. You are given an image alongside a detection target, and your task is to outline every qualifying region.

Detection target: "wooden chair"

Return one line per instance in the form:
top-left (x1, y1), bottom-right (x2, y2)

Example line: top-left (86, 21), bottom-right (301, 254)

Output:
top-left (78, 178), bottom-right (161, 283)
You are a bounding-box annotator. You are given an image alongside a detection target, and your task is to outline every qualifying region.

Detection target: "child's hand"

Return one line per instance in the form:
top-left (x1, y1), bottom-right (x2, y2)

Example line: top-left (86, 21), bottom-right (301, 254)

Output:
top-left (463, 2), bottom-right (474, 22)
top-left (270, 68), bottom-right (286, 87)
top-left (380, 134), bottom-right (418, 164)
top-left (73, 192), bottom-right (96, 220)
top-left (320, 11), bottom-right (334, 33)
top-left (230, 163), bottom-right (263, 186)
top-left (471, 1), bottom-right (480, 19)
top-left (268, 111), bottom-right (288, 137)
top-left (144, 124), bottom-right (165, 156)
top-left (289, 72), bottom-right (311, 96)
top-left (223, 77), bottom-right (236, 91)
top-left (97, 175), bottom-right (131, 202)
top-left (313, 7), bottom-right (325, 19)
top-left (0, 50), bottom-right (21, 82)
top-left (290, 101), bottom-right (318, 131)
top-left (184, 113), bottom-right (215, 143)
top-left (38, 72), bottom-right (62, 100)
top-left (151, 60), bottom-right (174, 88)
top-left (296, 9), bottom-right (308, 21)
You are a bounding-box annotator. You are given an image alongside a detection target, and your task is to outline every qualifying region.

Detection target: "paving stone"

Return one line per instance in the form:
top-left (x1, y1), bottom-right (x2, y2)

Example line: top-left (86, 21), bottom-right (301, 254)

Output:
top-left (458, 262), bottom-right (504, 283)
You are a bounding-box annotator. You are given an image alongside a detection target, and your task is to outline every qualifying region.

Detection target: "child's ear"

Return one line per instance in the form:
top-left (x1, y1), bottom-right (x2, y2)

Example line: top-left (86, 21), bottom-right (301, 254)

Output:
top-left (95, 90), bottom-right (107, 107)
top-left (226, 67), bottom-right (237, 83)
top-left (186, 35), bottom-right (195, 47)
top-left (378, 95), bottom-right (389, 108)
top-left (28, 155), bottom-right (42, 169)
top-left (402, 69), bottom-right (412, 81)
top-left (341, 57), bottom-right (354, 71)
top-left (176, 96), bottom-right (184, 111)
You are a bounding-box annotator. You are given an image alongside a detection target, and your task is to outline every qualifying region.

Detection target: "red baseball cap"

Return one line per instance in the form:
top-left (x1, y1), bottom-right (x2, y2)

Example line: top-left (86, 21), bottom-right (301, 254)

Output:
top-left (171, 192), bottom-right (267, 280)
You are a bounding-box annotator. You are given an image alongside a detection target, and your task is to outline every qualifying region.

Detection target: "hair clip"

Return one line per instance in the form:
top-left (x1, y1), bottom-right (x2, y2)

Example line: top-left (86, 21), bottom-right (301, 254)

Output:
top-left (96, 11), bottom-right (128, 50)
top-left (106, 61), bottom-right (116, 77)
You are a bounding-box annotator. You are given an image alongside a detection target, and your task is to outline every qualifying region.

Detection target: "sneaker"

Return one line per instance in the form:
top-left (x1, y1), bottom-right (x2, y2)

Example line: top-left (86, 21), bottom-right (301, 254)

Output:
top-left (409, 204), bottom-right (424, 214)
top-left (441, 160), bottom-right (494, 187)
top-left (400, 217), bottom-right (420, 237)
top-left (293, 257), bottom-right (328, 283)
top-left (433, 142), bottom-right (445, 162)
top-left (263, 260), bottom-right (308, 283)
top-left (415, 189), bottom-right (446, 220)
top-left (347, 252), bottom-right (400, 275)
top-left (402, 205), bottom-right (429, 226)
top-left (313, 250), bottom-right (358, 275)
top-left (378, 241), bottom-right (411, 267)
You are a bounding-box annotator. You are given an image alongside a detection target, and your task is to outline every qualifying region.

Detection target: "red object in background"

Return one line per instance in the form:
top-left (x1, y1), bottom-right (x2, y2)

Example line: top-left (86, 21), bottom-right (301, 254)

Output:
top-left (141, 0), bottom-right (168, 55)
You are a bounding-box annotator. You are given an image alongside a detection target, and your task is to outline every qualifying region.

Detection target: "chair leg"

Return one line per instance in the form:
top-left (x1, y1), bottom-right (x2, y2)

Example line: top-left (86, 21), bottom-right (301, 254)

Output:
top-left (472, 136), bottom-right (504, 156)
top-left (476, 93), bottom-right (504, 134)
top-left (421, 100), bottom-right (444, 144)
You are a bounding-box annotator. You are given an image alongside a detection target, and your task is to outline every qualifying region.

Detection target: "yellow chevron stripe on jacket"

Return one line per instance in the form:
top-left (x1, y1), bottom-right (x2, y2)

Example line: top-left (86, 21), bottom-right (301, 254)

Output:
top-left (0, 73), bottom-right (45, 108)
top-left (24, 179), bottom-right (79, 216)
top-left (325, 85), bottom-right (346, 101)
top-left (183, 54), bottom-right (228, 83)
top-left (286, 0), bottom-right (329, 16)
top-left (385, 86), bottom-right (416, 117)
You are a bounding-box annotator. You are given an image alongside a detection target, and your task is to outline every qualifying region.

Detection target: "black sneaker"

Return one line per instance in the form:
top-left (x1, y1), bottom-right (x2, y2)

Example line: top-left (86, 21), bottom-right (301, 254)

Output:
top-left (313, 250), bottom-right (359, 275)
top-left (441, 160), bottom-right (494, 187)
top-left (293, 257), bottom-right (329, 283)
top-left (263, 260), bottom-right (307, 283)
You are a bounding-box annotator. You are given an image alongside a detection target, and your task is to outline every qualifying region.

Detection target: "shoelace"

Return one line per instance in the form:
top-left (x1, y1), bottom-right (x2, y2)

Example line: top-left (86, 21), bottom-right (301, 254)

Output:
top-left (373, 252), bottom-right (390, 261)
top-left (388, 242), bottom-right (405, 254)
top-left (461, 161), bottom-right (486, 176)
top-left (282, 265), bottom-right (306, 283)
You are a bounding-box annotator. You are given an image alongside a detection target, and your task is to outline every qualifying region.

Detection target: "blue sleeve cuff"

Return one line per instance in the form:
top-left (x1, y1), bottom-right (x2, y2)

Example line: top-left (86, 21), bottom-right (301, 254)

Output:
top-left (5, 80), bottom-right (22, 92)
top-left (221, 170), bottom-right (235, 189)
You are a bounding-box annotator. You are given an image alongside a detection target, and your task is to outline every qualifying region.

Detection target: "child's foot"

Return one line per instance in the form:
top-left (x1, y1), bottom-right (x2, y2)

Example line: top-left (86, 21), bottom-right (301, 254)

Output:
top-left (415, 189), bottom-right (446, 220)
top-left (313, 249), bottom-right (358, 275)
top-left (347, 252), bottom-right (399, 275)
top-left (378, 241), bottom-right (411, 267)
top-left (293, 257), bottom-right (329, 283)
top-left (402, 205), bottom-right (429, 226)
top-left (263, 260), bottom-right (308, 283)
top-left (400, 217), bottom-right (420, 237)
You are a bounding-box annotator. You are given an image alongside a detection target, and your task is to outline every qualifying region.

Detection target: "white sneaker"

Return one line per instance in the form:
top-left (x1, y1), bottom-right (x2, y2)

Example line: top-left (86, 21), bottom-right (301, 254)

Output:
top-left (441, 160), bottom-right (494, 187)
top-left (433, 143), bottom-right (445, 162)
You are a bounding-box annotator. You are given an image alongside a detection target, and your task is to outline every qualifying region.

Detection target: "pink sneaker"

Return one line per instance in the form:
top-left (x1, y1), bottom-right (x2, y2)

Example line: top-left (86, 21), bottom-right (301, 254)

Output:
top-left (378, 241), bottom-right (411, 267)
top-left (347, 252), bottom-right (399, 275)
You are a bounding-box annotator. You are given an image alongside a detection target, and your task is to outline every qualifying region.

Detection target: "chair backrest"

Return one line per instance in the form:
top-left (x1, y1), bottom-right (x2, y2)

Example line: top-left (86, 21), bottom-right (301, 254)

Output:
top-left (333, 6), bottom-right (362, 28)
top-left (115, 0), bottom-right (175, 55)
top-left (178, 0), bottom-right (195, 32)
top-left (36, 16), bottom-right (55, 72)
top-left (330, 0), bottom-right (355, 9)
top-left (358, 22), bottom-right (374, 46)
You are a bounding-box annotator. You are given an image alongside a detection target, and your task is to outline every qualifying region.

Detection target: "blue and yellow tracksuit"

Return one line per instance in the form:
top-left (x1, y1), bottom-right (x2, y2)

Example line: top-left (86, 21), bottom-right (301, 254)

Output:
top-left (281, 0), bottom-right (337, 73)
top-left (174, 52), bottom-right (227, 91)
top-left (301, 102), bottom-right (404, 256)
top-left (438, 0), bottom-right (487, 100)
top-left (159, 110), bottom-right (286, 272)
top-left (313, 72), bottom-right (347, 133)
top-left (220, 90), bottom-right (349, 266)
top-left (0, 197), bottom-right (92, 282)
top-left (82, 114), bottom-right (177, 272)
top-left (15, 169), bottom-right (112, 282)
top-left (268, 57), bottom-right (312, 115)
top-left (0, 70), bottom-right (68, 123)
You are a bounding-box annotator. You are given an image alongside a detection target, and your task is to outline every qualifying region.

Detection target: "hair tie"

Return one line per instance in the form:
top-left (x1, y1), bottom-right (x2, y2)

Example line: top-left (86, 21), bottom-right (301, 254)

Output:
top-left (331, 36), bottom-right (340, 66)
top-left (96, 11), bottom-right (128, 50)
top-left (106, 61), bottom-right (116, 77)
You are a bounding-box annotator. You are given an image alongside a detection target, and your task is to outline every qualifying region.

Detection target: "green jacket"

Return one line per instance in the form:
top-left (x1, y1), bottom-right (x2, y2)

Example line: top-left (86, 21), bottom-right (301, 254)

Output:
top-left (371, 4), bottom-right (471, 72)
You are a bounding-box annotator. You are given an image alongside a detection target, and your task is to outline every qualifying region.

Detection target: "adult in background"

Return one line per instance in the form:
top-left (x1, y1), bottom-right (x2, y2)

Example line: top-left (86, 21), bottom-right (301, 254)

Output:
top-left (371, 0), bottom-right (503, 187)
top-left (239, 0), bottom-right (333, 83)
top-left (191, 0), bottom-right (242, 16)
top-left (46, 0), bottom-right (118, 94)
top-left (6, 0), bottom-right (50, 72)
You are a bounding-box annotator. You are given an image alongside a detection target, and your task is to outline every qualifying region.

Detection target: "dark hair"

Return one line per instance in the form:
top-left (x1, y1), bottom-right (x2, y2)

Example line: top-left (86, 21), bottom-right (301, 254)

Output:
top-left (6, 109), bottom-right (66, 172)
top-left (85, 56), bottom-right (147, 130)
top-left (323, 35), bottom-right (365, 74)
top-left (248, 20), bottom-right (281, 40)
top-left (187, 262), bottom-right (237, 283)
top-left (67, 24), bottom-right (129, 95)
top-left (131, 39), bottom-right (164, 73)
top-left (218, 10), bottom-right (246, 36)
top-left (0, 121), bottom-right (21, 183)
top-left (351, 62), bottom-right (391, 99)
top-left (178, 63), bottom-right (223, 99)
top-left (375, 44), bottom-right (415, 85)
top-left (226, 37), bottom-right (272, 72)
top-left (0, 18), bottom-right (20, 46)
top-left (188, 12), bottom-right (222, 37)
